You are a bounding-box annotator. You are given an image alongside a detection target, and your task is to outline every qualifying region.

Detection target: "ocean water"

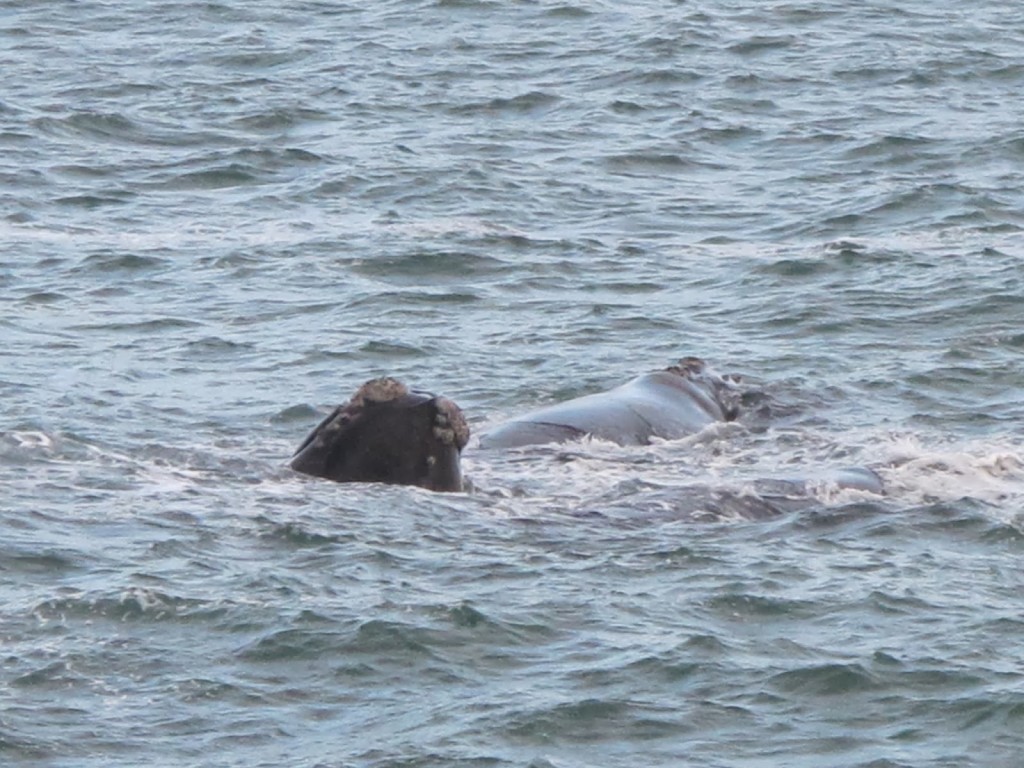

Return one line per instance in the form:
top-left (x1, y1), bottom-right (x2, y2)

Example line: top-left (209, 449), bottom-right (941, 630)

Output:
top-left (3, 1), bottom-right (1024, 766)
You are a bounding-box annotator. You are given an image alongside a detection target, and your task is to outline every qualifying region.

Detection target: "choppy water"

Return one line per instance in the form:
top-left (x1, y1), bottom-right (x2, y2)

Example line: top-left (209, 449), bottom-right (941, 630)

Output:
top-left (3, 1), bottom-right (1024, 766)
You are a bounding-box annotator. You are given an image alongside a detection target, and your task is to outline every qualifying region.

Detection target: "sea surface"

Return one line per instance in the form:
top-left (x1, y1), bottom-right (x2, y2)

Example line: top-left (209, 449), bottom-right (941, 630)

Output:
top-left (3, 1), bottom-right (1024, 766)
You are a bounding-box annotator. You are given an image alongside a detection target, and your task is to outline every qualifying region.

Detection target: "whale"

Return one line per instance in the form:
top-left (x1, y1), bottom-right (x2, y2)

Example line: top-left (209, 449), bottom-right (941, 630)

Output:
top-left (478, 357), bottom-right (741, 449)
top-left (289, 377), bottom-right (468, 492)
top-left (288, 357), bottom-right (884, 505)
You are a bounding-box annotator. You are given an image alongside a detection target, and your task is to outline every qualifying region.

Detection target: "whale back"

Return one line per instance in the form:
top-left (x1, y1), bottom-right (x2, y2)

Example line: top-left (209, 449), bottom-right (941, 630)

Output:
top-left (479, 359), bottom-right (740, 450)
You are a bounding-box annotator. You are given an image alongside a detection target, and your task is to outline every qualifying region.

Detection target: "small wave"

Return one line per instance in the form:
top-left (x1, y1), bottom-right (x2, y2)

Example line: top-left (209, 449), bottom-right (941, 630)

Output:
top-left (768, 662), bottom-right (880, 696)
top-left (237, 619), bottom-right (439, 663)
top-left (707, 592), bottom-right (818, 620)
top-left (33, 587), bottom-right (222, 625)
top-left (451, 90), bottom-right (561, 117)
top-left (727, 34), bottom-right (798, 55)
top-left (10, 660), bottom-right (89, 691)
top-left (356, 339), bottom-right (430, 359)
top-left (18, 290), bottom-right (70, 304)
top-left (70, 250), bottom-right (170, 273)
top-left (350, 249), bottom-right (509, 283)
top-left (258, 520), bottom-right (349, 547)
top-left (53, 192), bottom-right (133, 209)
top-left (68, 317), bottom-right (203, 333)
top-left (34, 111), bottom-right (141, 144)
top-left (379, 216), bottom-right (531, 240)
top-left (0, 548), bottom-right (80, 577)
top-left (163, 164), bottom-right (261, 190)
top-left (604, 151), bottom-right (724, 174)
top-left (505, 697), bottom-right (692, 745)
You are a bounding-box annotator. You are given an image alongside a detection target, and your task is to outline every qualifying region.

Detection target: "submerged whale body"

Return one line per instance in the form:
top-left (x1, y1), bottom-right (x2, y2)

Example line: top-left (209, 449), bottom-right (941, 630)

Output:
top-left (288, 357), bottom-right (884, 507)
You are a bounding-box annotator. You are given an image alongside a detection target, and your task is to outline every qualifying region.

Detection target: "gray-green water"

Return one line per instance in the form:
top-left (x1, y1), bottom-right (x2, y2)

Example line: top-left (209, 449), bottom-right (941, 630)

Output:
top-left (3, 1), bottom-right (1024, 766)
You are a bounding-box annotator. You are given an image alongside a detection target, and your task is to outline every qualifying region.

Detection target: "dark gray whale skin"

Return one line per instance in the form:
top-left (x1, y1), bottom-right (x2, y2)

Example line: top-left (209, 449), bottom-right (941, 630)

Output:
top-left (289, 377), bottom-right (468, 492)
top-left (478, 357), bottom-right (740, 449)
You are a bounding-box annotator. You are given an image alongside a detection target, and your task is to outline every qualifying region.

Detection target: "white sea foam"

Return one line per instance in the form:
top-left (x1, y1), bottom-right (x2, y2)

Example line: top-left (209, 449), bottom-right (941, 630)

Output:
top-left (9, 430), bottom-right (55, 450)
top-left (461, 419), bottom-right (1024, 519)
top-left (873, 434), bottom-right (1024, 507)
